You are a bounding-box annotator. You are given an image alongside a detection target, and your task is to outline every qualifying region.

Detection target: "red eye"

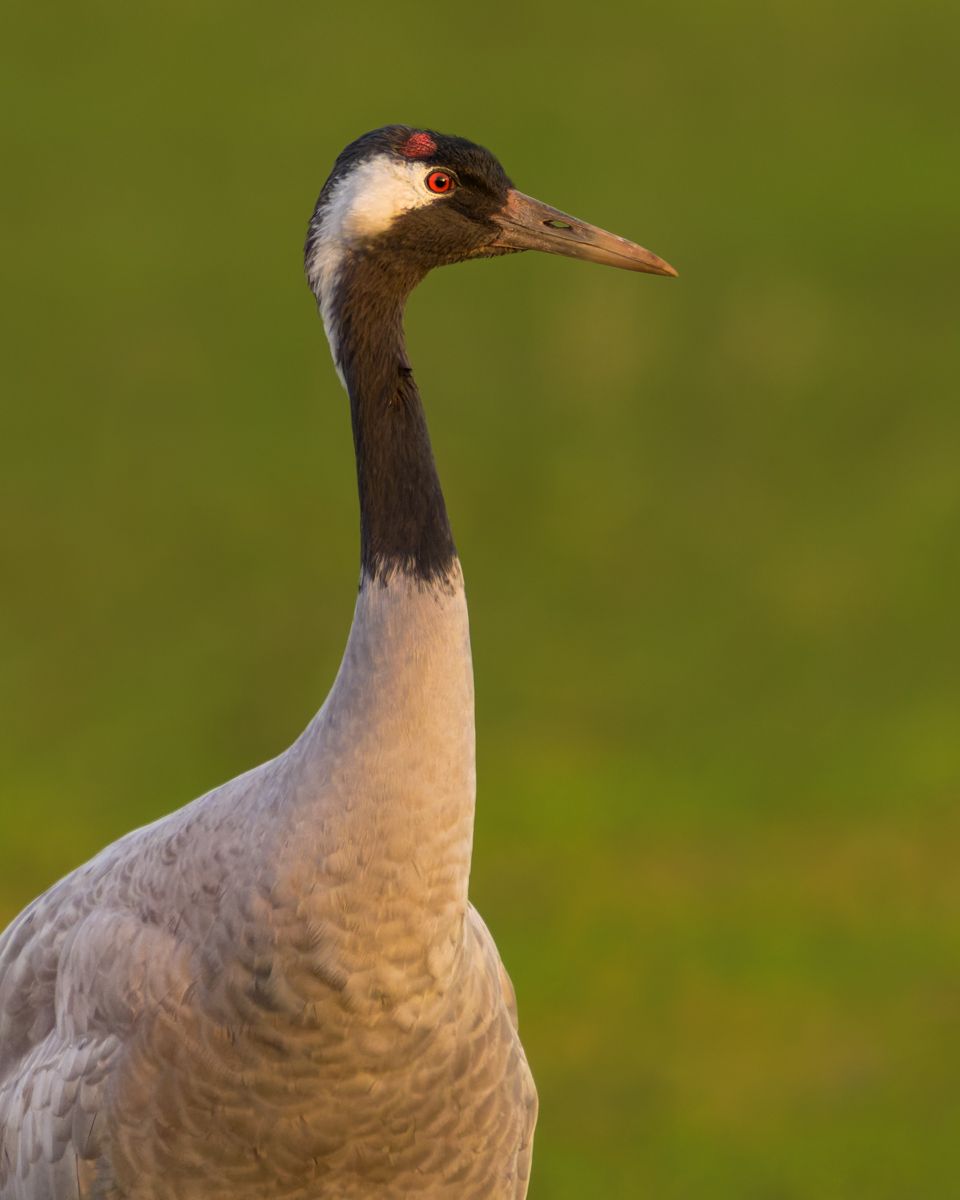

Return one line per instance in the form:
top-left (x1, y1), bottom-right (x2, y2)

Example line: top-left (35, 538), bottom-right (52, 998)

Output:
top-left (426, 170), bottom-right (454, 195)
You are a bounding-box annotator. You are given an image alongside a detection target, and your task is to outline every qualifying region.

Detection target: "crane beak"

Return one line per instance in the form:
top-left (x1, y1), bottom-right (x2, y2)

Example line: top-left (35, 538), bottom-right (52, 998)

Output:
top-left (490, 189), bottom-right (677, 277)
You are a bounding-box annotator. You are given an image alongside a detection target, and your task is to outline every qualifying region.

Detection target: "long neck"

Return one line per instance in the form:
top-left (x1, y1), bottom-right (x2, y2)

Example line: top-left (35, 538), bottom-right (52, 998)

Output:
top-left (334, 257), bottom-right (457, 586)
top-left (290, 258), bottom-right (476, 962)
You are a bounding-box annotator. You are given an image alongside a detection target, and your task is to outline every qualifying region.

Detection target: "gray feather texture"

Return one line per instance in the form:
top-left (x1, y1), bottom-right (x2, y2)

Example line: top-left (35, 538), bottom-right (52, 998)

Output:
top-left (0, 570), bottom-right (537, 1197)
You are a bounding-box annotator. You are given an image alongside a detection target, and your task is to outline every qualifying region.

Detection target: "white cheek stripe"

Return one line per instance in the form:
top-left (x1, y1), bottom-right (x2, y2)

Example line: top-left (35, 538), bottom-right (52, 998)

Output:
top-left (307, 156), bottom-right (441, 387)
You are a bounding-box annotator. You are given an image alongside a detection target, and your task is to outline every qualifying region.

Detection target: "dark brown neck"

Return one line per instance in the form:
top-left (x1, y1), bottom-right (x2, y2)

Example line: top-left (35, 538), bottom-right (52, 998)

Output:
top-left (332, 257), bottom-right (457, 587)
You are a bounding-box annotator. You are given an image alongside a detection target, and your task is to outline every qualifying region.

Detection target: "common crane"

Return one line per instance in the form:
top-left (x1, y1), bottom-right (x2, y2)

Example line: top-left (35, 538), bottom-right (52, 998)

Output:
top-left (0, 126), bottom-right (675, 1199)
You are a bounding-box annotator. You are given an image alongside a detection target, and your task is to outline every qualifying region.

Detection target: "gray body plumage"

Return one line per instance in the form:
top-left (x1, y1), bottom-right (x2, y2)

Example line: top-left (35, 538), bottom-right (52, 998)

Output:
top-left (0, 571), bottom-right (537, 1197)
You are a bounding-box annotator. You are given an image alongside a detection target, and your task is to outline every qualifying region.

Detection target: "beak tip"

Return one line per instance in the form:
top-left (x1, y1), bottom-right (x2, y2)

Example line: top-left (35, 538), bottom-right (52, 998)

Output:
top-left (648, 255), bottom-right (678, 278)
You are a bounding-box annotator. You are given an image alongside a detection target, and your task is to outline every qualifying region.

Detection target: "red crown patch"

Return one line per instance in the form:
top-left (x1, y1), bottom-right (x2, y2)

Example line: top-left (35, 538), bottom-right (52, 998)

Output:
top-left (400, 132), bottom-right (438, 159)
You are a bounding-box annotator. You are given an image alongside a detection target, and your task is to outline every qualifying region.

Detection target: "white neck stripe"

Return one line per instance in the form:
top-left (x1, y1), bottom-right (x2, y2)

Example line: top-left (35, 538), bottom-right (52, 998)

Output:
top-left (306, 155), bottom-right (443, 385)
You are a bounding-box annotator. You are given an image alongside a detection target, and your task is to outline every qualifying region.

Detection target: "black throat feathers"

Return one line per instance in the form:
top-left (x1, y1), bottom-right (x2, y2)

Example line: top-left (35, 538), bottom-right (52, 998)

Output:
top-left (331, 255), bottom-right (457, 588)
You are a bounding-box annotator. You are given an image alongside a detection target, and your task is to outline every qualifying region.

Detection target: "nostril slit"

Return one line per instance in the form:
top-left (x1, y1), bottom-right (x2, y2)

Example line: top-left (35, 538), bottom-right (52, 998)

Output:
top-left (544, 219), bottom-right (572, 230)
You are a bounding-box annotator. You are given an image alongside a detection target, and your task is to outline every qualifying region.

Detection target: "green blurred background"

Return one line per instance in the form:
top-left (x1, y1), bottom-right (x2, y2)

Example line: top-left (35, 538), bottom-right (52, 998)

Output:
top-left (1, 0), bottom-right (958, 1195)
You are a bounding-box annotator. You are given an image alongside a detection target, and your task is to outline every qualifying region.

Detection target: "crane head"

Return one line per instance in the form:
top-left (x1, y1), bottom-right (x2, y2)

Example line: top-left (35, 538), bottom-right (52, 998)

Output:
top-left (305, 125), bottom-right (676, 302)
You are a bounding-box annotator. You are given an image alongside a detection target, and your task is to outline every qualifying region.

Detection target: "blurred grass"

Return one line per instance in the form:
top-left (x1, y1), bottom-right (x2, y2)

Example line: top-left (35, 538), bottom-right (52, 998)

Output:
top-left (1, 0), bottom-right (958, 1195)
